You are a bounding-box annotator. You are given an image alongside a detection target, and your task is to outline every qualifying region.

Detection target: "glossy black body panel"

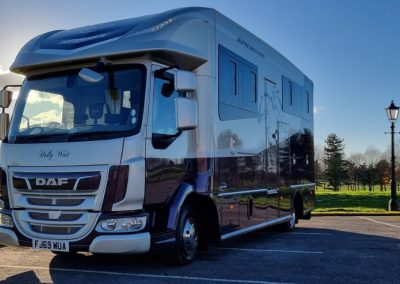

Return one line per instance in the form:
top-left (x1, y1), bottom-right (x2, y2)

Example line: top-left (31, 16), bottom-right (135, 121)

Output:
top-left (0, 168), bottom-right (10, 208)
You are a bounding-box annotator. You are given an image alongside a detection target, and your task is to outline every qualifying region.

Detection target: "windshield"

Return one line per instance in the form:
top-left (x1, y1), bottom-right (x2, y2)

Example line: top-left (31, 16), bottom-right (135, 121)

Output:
top-left (8, 64), bottom-right (146, 143)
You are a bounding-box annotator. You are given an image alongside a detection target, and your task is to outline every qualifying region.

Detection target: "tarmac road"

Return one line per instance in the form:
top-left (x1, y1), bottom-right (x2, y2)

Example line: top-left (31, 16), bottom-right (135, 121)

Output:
top-left (0, 216), bottom-right (399, 284)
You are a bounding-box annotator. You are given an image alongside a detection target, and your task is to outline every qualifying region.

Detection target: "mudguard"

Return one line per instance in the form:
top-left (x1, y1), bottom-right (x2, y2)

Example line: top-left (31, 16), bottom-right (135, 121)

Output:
top-left (166, 183), bottom-right (194, 230)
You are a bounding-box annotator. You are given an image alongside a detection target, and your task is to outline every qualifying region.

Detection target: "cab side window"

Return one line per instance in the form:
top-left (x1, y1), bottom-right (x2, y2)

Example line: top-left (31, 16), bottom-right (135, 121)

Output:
top-left (152, 74), bottom-right (178, 136)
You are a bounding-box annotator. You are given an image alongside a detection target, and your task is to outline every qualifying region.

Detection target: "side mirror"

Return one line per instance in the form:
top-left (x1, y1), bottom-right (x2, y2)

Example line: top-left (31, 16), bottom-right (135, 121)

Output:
top-left (175, 70), bottom-right (196, 92)
top-left (0, 113), bottom-right (10, 141)
top-left (175, 97), bottom-right (198, 130)
top-left (0, 90), bottom-right (12, 108)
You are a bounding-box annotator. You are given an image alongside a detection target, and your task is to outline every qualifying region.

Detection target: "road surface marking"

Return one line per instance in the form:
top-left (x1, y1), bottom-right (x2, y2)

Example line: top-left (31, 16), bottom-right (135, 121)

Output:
top-left (359, 217), bottom-right (400, 229)
top-left (256, 231), bottom-right (332, 236)
top-left (289, 232), bottom-right (332, 236)
top-left (0, 264), bottom-right (293, 284)
top-left (213, 247), bottom-right (324, 254)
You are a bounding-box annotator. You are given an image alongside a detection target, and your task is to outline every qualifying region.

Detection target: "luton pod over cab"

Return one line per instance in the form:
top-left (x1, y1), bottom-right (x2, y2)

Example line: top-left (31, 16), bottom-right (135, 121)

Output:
top-left (0, 7), bottom-right (314, 264)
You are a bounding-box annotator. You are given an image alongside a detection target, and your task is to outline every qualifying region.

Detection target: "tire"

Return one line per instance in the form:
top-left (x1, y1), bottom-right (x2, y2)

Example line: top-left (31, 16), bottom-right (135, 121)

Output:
top-left (279, 211), bottom-right (296, 232)
top-left (173, 206), bottom-right (199, 265)
top-left (303, 211), bottom-right (312, 220)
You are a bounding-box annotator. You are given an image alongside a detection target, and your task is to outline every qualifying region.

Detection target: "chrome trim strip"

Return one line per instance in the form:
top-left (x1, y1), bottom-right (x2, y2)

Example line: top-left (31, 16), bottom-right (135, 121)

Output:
top-left (267, 189), bottom-right (278, 195)
top-left (221, 215), bottom-right (292, 240)
top-left (216, 188), bottom-right (268, 197)
top-left (290, 183), bottom-right (316, 189)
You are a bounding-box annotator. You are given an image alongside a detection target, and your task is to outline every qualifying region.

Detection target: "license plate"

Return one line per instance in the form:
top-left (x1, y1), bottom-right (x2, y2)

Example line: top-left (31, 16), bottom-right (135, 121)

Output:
top-left (32, 239), bottom-right (69, 252)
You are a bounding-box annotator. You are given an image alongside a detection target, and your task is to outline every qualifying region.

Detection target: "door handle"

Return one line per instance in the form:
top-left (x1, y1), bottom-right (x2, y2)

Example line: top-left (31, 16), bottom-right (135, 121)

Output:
top-left (219, 183), bottom-right (227, 191)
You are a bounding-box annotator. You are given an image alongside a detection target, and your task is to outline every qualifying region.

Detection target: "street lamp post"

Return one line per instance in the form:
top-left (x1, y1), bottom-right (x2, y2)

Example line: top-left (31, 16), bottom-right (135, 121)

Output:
top-left (385, 100), bottom-right (399, 211)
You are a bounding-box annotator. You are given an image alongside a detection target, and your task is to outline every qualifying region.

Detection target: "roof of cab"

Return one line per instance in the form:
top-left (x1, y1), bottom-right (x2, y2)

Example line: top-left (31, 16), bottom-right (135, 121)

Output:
top-left (10, 7), bottom-right (216, 74)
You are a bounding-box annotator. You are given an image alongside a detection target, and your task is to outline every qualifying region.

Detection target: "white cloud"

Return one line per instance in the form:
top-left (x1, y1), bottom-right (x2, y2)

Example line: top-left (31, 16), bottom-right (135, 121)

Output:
top-left (27, 90), bottom-right (64, 106)
top-left (31, 110), bottom-right (62, 126)
top-left (0, 65), bottom-right (9, 75)
top-left (313, 106), bottom-right (325, 114)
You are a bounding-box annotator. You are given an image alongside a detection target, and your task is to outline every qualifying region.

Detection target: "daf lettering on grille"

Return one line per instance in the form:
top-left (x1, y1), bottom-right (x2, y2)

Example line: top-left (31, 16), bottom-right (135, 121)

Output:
top-left (35, 178), bottom-right (69, 186)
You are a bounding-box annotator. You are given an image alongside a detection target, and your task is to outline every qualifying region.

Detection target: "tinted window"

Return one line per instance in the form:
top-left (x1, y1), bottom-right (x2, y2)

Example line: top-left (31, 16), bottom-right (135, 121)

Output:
top-left (218, 45), bottom-right (258, 120)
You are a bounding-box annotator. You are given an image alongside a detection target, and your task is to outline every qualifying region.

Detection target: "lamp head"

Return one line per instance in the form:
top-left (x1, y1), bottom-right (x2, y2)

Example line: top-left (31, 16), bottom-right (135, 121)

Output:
top-left (386, 100), bottom-right (399, 123)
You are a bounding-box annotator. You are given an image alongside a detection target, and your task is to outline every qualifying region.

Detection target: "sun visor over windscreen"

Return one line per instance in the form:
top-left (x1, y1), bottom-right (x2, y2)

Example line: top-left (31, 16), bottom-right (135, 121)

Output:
top-left (39, 18), bottom-right (141, 50)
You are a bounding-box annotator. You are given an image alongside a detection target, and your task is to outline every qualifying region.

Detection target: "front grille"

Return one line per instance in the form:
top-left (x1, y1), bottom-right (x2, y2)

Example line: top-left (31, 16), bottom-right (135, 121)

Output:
top-left (27, 198), bottom-right (85, 207)
top-left (10, 167), bottom-right (107, 240)
top-left (31, 224), bottom-right (82, 235)
top-left (29, 212), bottom-right (82, 222)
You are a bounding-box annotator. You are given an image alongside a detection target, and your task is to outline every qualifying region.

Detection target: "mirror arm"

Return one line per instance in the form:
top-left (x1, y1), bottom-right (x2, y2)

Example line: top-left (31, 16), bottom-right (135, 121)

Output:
top-left (3, 85), bottom-right (22, 91)
top-left (154, 65), bottom-right (179, 78)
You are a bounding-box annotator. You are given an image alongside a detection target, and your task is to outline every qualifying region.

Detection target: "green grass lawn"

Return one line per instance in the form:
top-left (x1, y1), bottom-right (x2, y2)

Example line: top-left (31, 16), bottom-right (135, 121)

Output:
top-left (315, 186), bottom-right (400, 214)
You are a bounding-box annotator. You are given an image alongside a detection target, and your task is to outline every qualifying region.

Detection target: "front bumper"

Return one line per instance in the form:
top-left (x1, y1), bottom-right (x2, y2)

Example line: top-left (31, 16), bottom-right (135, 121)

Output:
top-left (0, 226), bottom-right (151, 254)
top-left (89, 232), bottom-right (150, 254)
top-left (0, 227), bottom-right (19, 247)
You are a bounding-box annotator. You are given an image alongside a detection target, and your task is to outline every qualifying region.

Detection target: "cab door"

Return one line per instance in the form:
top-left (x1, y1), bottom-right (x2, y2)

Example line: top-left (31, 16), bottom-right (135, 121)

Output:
top-left (144, 65), bottom-right (189, 206)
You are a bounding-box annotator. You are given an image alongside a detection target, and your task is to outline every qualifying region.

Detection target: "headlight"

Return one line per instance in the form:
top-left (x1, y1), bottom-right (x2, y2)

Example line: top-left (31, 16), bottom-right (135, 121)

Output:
top-left (0, 212), bottom-right (14, 228)
top-left (96, 216), bottom-right (146, 233)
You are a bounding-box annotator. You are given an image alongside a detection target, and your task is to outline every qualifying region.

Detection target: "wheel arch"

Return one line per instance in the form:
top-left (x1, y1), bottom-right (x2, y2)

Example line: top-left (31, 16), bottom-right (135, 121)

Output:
top-left (184, 193), bottom-right (220, 244)
top-left (167, 183), bottom-right (220, 244)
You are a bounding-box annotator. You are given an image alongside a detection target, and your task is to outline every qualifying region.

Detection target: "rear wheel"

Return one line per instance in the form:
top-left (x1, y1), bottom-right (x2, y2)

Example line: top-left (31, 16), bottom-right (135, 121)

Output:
top-left (303, 211), bottom-right (312, 220)
top-left (279, 211), bottom-right (296, 231)
top-left (173, 206), bottom-right (199, 265)
top-left (287, 212), bottom-right (296, 230)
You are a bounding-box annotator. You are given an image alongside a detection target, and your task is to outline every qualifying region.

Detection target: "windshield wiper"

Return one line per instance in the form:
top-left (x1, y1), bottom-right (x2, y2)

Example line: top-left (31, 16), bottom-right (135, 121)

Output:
top-left (15, 133), bottom-right (70, 143)
top-left (66, 130), bottom-right (121, 142)
top-left (14, 130), bottom-right (127, 143)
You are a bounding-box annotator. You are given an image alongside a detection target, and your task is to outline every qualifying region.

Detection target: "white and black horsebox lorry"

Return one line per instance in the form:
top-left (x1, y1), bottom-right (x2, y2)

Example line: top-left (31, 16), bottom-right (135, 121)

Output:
top-left (0, 7), bottom-right (315, 264)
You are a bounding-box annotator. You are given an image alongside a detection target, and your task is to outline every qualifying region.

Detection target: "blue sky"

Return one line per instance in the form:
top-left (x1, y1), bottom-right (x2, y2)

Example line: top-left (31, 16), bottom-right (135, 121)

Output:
top-left (0, 0), bottom-right (399, 155)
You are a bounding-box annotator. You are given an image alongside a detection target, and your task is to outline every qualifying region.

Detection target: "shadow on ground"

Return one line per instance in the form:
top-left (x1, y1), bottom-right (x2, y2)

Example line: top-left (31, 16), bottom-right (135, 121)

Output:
top-left (3, 224), bottom-right (400, 284)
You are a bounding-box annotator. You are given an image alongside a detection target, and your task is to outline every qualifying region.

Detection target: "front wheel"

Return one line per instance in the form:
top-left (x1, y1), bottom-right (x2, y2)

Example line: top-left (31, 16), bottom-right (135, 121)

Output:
top-left (173, 206), bottom-right (199, 265)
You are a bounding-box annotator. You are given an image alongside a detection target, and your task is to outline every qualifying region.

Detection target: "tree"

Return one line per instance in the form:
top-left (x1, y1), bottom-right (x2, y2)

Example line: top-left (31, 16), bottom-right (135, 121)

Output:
top-left (324, 133), bottom-right (346, 191)
top-left (375, 159), bottom-right (390, 191)
top-left (314, 144), bottom-right (325, 187)
top-left (365, 164), bottom-right (377, 192)
top-left (346, 160), bottom-right (357, 190)
top-left (348, 153), bottom-right (366, 190)
top-left (358, 163), bottom-right (368, 190)
top-left (364, 146), bottom-right (382, 166)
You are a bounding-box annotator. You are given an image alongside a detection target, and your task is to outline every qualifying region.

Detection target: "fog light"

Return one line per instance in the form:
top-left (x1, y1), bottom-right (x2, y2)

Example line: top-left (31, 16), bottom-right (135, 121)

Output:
top-left (96, 216), bottom-right (146, 233)
top-left (0, 212), bottom-right (14, 228)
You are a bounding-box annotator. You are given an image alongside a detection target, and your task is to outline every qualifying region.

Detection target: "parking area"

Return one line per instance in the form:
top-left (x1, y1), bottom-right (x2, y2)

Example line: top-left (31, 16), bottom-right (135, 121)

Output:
top-left (0, 216), bottom-right (399, 284)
